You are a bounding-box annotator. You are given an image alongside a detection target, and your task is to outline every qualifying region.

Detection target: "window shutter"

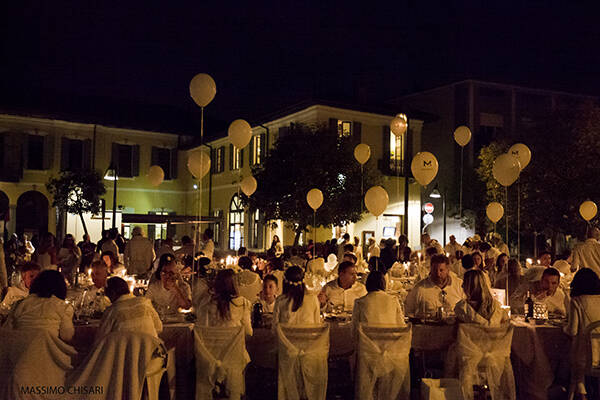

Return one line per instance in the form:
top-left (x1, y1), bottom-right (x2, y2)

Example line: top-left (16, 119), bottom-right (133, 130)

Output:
top-left (150, 147), bottom-right (158, 166)
top-left (260, 133), bottom-right (266, 163)
top-left (61, 138), bottom-right (71, 171)
top-left (169, 149), bottom-right (178, 180)
top-left (82, 139), bottom-right (92, 169)
top-left (4, 132), bottom-right (24, 181)
top-left (229, 144), bottom-right (234, 170)
top-left (111, 143), bottom-right (119, 172)
top-left (240, 148), bottom-right (244, 168)
top-left (249, 136), bottom-right (255, 166)
top-left (219, 147), bottom-right (225, 172)
top-left (210, 147), bottom-right (216, 173)
top-left (132, 145), bottom-right (140, 176)
top-left (380, 125), bottom-right (391, 173)
top-left (43, 134), bottom-right (54, 170)
top-left (329, 118), bottom-right (338, 135)
top-left (353, 121), bottom-right (362, 143)
top-left (22, 135), bottom-right (30, 170)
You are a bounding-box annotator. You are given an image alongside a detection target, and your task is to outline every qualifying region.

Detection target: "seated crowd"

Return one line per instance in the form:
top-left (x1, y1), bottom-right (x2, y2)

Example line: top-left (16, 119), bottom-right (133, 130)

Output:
top-left (2, 227), bottom-right (600, 399)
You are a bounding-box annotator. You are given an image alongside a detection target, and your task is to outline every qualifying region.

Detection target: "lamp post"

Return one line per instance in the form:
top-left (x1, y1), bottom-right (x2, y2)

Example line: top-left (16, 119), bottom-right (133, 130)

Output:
top-left (429, 184), bottom-right (446, 247)
top-left (104, 164), bottom-right (118, 229)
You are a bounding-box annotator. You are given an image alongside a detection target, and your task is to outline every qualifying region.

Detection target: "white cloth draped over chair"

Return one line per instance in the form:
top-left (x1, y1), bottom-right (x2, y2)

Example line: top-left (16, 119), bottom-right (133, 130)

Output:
top-left (355, 323), bottom-right (412, 400)
top-left (67, 331), bottom-right (167, 400)
top-left (454, 324), bottom-right (515, 400)
top-left (0, 328), bottom-right (77, 400)
top-left (194, 325), bottom-right (250, 400)
top-left (276, 323), bottom-right (330, 400)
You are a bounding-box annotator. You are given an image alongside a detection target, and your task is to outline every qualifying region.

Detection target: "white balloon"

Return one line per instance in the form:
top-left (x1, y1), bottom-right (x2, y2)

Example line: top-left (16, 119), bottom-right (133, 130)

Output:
top-left (228, 119), bottom-right (253, 149)
top-left (240, 176), bottom-right (258, 197)
top-left (354, 143), bottom-right (371, 165)
top-left (306, 188), bottom-right (323, 211)
top-left (410, 152), bottom-right (439, 186)
top-left (453, 126), bottom-right (472, 147)
top-left (364, 186), bottom-right (389, 217)
top-left (147, 165), bottom-right (164, 187)
top-left (187, 150), bottom-right (211, 179)
top-left (492, 153), bottom-right (521, 186)
top-left (580, 201), bottom-right (598, 221)
top-left (508, 143), bottom-right (532, 170)
top-left (486, 202), bottom-right (504, 223)
top-left (189, 73), bottom-right (216, 107)
top-left (390, 113), bottom-right (408, 137)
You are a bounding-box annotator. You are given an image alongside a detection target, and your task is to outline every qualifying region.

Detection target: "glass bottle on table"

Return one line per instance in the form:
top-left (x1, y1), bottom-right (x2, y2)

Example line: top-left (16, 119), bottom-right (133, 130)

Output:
top-left (524, 290), bottom-right (534, 321)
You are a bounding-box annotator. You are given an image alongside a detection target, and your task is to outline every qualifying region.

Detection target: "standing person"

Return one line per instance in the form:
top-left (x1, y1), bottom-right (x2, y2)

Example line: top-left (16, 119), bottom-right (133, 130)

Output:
top-left (57, 234), bottom-right (82, 283)
top-left (34, 232), bottom-right (58, 270)
top-left (367, 237), bottom-right (380, 258)
top-left (0, 238), bottom-right (7, 290)
top-left (96, 230), bottom-right (109, 253)
top-left (200, 228), bottom-right (215, 260)
top-left (77, 234), bottom-right (96, 272)
top-left (565, 268), bottom-right (600, 399)
top-left (353, 237), bottom-right (364, 264)
top-left (270, 235), bottom-right (283, 258)
top-left (337, 233), bottom-right (351, 262)
top-left (396, 235), bottom-right (411, 262)
top-left (123, 227), bottom-right (155, 276)
top-left (22, 234), bottom-right (35, 258)
top-left (101, 229), bottom-right (119, 258)
top-left (444, 235), bottom-right (462, 260)
top-left (571, 227), bottom-right (600, 277)
top-left (273, 266), bottom-right (320, 326)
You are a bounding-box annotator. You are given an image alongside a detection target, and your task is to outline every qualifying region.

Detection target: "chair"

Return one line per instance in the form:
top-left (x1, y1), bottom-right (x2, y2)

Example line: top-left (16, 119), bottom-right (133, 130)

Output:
top-left (355, 323), bottom-right (412, 400)
top-left (276, 323), bottom-right (330, 400)
top-left (455, 324), bottom-right (515, 400)
top-left (0, 328), bottom-right (77, 400)
top-left (194, 325), bottom-right (250, 400)
top-left (67, 331), bottom-right (167, 400)
top-left (584, 320), bottom-right (600, 377)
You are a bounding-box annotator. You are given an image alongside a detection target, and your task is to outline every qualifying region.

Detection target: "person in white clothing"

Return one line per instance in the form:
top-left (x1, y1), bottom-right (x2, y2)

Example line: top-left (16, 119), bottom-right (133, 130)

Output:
top-left (153, 238), bottom-right (174, 271)
top-left (454, 269), bottom-right (508, 326)
top-left (200, 228), bottom-right (215, 260)
top-left (352, 271), bottom-right (405, 333)
top-left (404, 254), bottom-right (464, 318)
top-left (124, 226), bottom-right (155, 275)
top-left (95, 276), bottom-right (162, 344)
top-left (236, 256), bottom-right (262, 302)
top-left (511, 267), bottom-right (569, 316)
top-left (571, 228), bottom-right (600, 277)
top-left (146, 256), bottom-right (192, 313)
top-left (2, 262), bottom-right (41, 310)
top-left (273, 266), bottom-right (320, 326)
top-left (257, 274), bottom-right (278, 313)
top-left (4, 270), bottom-right (74, 342)
top-left (195, 269), bottom-right (252, 336)
top-left (318, 261), bottom-right (367, 312)
top-left (444, 235), bottom-right (462, 261)
top-left (564, 268), bottom-right (600, 399)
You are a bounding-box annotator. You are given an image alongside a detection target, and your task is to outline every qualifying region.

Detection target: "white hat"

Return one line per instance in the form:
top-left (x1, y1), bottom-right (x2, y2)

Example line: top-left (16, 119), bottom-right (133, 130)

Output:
top-left (553, 260), bottom-right (571, 276)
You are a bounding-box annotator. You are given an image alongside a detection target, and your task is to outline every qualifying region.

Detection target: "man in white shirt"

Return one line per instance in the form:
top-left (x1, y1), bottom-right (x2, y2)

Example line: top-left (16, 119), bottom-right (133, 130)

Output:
top-left (200, 229), bottom-right (215, 260)
top-left (511, 267), bottom-right (569, 316)
top-left (95, 276), bottom-right (162, 344)
top-left (2, 262), bottom-right (41, 309)
top-left (422, 233), bottom-right (443, 254)
top-left (571, 228), bottom-right (600, 277)
top-left (78, 261), bottom-right (111, 313)
top-left (124, 226), bottom-right (155, 275)
top-left (404, 254), bottom-right (464, 318)
top-left (318, 261), bottom-right (367, 312)
top-left (444, 235), bottom-right (462, 259)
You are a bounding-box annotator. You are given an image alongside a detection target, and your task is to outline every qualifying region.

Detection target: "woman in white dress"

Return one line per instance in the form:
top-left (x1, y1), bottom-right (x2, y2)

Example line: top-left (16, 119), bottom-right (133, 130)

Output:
top-left (565, 268), bottom-right (600, 400)
top-left (352, 270), bottom-right (405, 331)
top-left (273, 266), bottom-right (320, 326)
top-left (146, 256), bottom-right (192, 314)
top-left (4, 269), bottom-right (74, 341)
top-left (195, 269), bottom-right (252, 336)
top-left (454, 269), bottom-right (508, 326)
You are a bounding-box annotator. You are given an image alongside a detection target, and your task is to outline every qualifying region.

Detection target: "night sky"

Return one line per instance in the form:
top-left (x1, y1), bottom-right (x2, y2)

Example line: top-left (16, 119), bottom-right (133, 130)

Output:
top-left (1, 1), bottom-right (598, 130)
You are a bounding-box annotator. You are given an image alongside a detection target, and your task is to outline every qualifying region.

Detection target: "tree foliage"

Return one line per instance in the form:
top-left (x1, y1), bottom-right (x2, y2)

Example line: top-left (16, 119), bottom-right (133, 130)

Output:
top-left (47, 169), bottom-right (107, 234)
top-left (476, 102), bottom-right (600, 246)
top-left (247, 123), bottom-right (380, 243)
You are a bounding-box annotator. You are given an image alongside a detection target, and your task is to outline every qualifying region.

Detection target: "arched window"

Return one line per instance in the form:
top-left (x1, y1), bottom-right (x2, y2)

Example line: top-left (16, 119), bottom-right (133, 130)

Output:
top-left (229, 195), bottom-right (244, 250)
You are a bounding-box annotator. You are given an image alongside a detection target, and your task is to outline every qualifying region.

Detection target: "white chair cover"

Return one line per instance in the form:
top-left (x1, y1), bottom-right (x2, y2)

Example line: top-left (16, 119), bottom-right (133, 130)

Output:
top-left (67, 331), bottom-right (166, 400)
top-left (356, 323), bottom-right (412, 400)
top-left (0, 328), bottom-right (76, 400)
top-left (455, 324), bottom-right (515, 400)
top-left (194, 325), bottom-right (250, 400)
top-left (276, 323), bottom-right (330, 400)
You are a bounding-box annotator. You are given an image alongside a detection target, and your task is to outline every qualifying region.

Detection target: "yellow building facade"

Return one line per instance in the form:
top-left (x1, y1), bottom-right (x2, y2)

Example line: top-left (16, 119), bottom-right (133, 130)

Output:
top-left (194, 103), bottom-right (425, 253)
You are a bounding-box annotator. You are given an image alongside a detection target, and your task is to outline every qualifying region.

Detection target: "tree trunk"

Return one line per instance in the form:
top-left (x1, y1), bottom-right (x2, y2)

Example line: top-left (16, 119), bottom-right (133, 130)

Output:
top-left (79, 212), bottom-right (89, 236)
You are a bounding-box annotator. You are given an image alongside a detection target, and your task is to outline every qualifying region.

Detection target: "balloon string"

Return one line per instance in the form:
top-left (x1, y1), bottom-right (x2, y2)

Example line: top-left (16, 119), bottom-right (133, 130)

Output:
top-left (360, 164), bottom-right (364, 215)
top-left (313, 211), bottom-right (316, 260)
top-left (459, 146), bottom-right (464, 218)
top-left (505, 186), bottom-right (509, 255)
top-left (517, 179), bottom-right (520, 262)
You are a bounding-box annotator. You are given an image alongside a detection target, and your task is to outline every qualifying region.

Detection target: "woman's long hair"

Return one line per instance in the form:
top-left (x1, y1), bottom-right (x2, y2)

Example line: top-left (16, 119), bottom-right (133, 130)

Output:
top-left (212, 269), bottom-right (238, 320)
top-left (571, 268), bottom-right (600, 297)
top-left (283, 266), bottom-right (305, 312)
top-left (462, 269), bottom-right (495, 320)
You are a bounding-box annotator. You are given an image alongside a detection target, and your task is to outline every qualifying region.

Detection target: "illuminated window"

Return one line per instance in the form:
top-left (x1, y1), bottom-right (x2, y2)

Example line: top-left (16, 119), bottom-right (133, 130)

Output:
top-left (212, 146), bottom-right (225, 173)
top-left (389, 132), bottom-right (404, 174)
top-left (249, 208), bottom-right (264, 248)
top-left (229, 195), bottom-right (244, 250)
top-left (337, 120), bottom-right (352, 138)
top-left (229, 145), bottom-right (243, 170)
top-left (251, 134), bottom-right (266, 166)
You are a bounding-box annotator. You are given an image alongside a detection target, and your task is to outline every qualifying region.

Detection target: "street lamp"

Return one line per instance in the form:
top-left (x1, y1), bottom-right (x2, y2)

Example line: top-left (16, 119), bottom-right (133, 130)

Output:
top-left (104, 163), bottom-right (118, 229)
top-left (429, 184), bottom-right (446, 247)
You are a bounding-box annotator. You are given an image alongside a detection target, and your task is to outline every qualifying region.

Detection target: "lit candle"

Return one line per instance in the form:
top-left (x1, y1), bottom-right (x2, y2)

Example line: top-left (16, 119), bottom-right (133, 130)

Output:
top-left (526, 258), bottom-right (533, 266)
top-left (87, 268), bottom-right (92, 277)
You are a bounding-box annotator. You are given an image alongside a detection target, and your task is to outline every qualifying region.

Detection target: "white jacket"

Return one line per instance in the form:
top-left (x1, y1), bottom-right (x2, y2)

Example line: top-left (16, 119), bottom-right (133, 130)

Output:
top-left (124, 235), bottom-right (155, 275)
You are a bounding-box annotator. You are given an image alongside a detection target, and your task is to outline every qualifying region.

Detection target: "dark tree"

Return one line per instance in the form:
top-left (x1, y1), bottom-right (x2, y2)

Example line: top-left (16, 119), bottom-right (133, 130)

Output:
top-left (247, 123), bottom-right (380, 245)
top-left (47, 169), bottom-right (107, 235)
